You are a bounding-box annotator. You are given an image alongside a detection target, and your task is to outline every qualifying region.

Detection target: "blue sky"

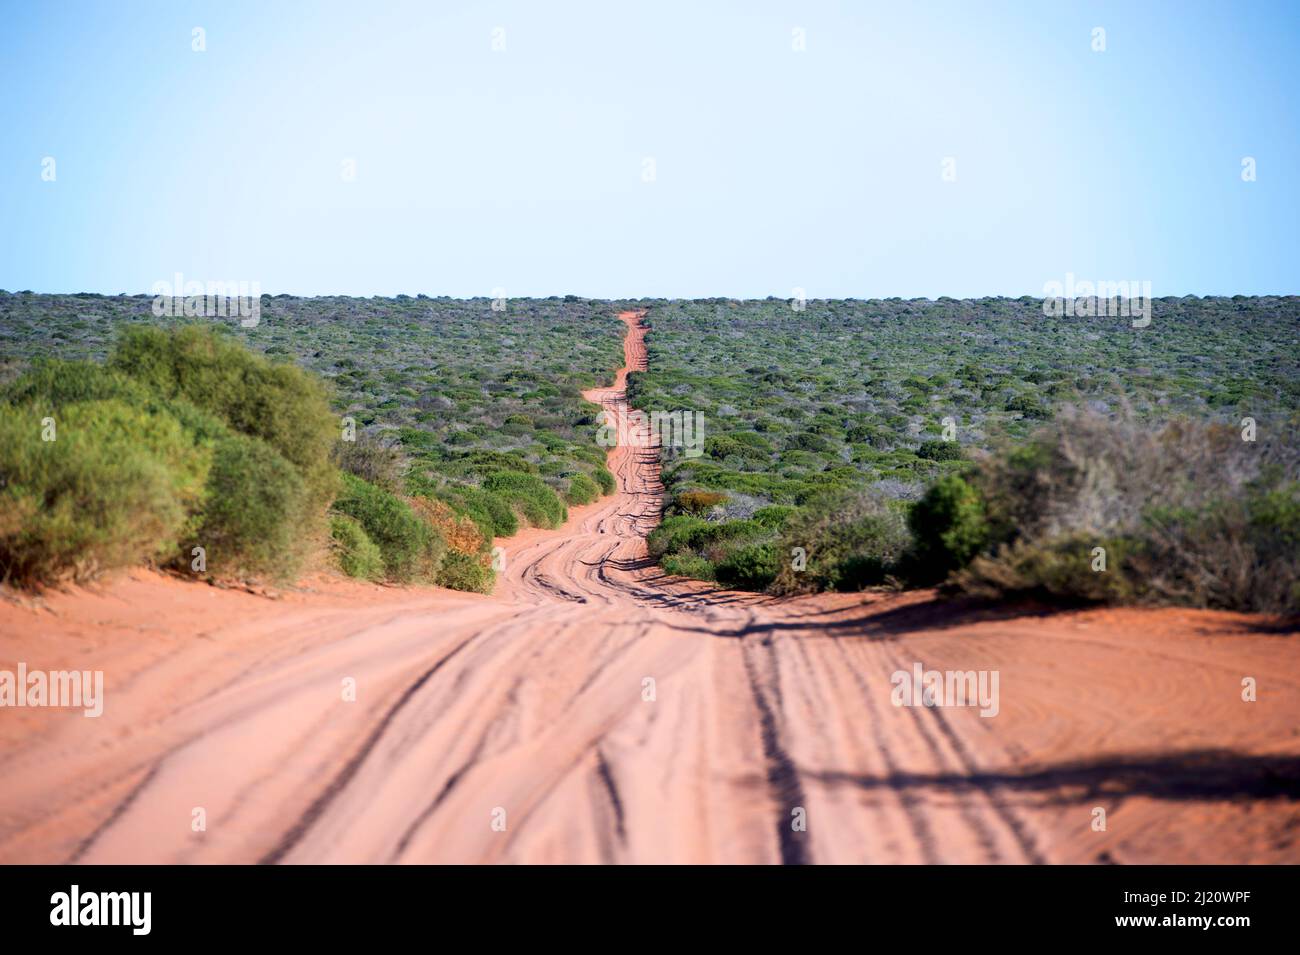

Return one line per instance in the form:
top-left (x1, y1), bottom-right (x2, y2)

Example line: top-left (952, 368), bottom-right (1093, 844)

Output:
top-left (1, 0), bottom-right (1297, 298)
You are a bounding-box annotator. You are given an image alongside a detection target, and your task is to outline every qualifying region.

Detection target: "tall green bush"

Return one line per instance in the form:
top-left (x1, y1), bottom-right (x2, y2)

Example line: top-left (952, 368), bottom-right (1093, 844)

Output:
top-left (330, 513), bottom-right (384, 581)
top-left (110, 325), bottom-right (338, 512)
top-left (331, 473), bottom-right (444, 583)
top-left (197, 433), bottom-right (308, 580)
top-left (0, 399), bottom-right (209, 586)
top-left (905, 474), bottom-right (988, 583)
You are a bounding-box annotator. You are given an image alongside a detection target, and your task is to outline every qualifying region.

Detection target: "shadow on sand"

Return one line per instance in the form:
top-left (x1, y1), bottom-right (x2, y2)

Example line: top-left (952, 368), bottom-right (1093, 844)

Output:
top-left (800, 748), bottom-right (1300, 804)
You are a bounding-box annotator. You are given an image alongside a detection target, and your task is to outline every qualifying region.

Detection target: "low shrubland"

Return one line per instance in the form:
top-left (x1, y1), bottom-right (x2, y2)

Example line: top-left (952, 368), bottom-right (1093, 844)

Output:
top-left (629, 297), bottom-right (1298, 613)
top-left (652, 410), bottom-right (1299, 614)
top-left (0, 316), bottom-right (612, 592)
top-left (650, 489), bottom-right (912, 595)
top-left (953, 411), bottom-right (1300, 613)
top-left (3, 292), bottom-right (1295, 611)
top-left (0, 294), bottom-right (627, 591)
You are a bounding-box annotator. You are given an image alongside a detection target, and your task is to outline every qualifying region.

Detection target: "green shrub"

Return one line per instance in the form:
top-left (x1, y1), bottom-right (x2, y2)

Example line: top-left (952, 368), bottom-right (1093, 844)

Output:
top-left (646, 515), bottom-right (709, 559)
top-left (435, 550), bottom-right (495, 593)
top-left (3, 359), bottom-right (155, 408)
top-left (482, 470), bottom-right (567, 528)
top-left (564, 471), bottom-right (601, 506)
top-left (593, 466), bottom-right (616, 495)
top-left (330, 513), bottom-right (384, 580)
top-left (714, 542), bottom-right (780, 590)
top-left (787, 432), bottom-right (832, 452)
top-left (915, 441), bottom-right (964, 462)
top-left (3, 359), bottom-right (229, 445)
top-left (771, 490), bottom-right (911, 594)
top-left (440, 486), bottom-right (519, 539)
top-left (454, 449), bottom-right (538, 475)
top-left (110, 325), bottom-right (338, 512)
top-left (661, 553), bottom-right (716, 581)
top-left (1004, 393), bottom-right (1048, 419)
top-left (197, 433), bottom-right (307, 580)
top-left (905, 474), bottom-right (988, 583)
top-left (692, 520), bottom-right (770, 561)
top-left (955, 534), bottom-right (1142, 604)
top-left (331, 473), bottom-right (443, 583)
top-left (753, 505), bottom-right (796, 529)
top-left (0, 399), bottom-right (209, 586)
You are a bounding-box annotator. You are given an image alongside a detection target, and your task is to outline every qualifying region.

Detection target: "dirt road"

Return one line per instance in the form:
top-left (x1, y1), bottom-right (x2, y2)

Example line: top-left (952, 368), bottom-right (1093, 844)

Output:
top-left (1, 311), bottom-right (1297, 864)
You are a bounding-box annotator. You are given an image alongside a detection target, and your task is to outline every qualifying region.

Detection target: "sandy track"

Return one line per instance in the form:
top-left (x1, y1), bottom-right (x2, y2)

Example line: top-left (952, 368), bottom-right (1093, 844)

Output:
top-left (1, 311), bottom-right (1297, 864)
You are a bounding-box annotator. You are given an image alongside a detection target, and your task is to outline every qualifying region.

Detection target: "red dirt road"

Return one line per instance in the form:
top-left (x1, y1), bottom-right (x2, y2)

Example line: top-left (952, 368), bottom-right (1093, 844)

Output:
top-left (1, 311), bottom-right (1297, 864)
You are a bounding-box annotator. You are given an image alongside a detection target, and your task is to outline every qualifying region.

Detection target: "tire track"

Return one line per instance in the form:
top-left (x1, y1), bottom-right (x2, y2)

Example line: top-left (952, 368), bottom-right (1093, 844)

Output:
top-left (258, 631), bottom-right (481, 864)
top-left (740, 628), bottom-right (811, 865)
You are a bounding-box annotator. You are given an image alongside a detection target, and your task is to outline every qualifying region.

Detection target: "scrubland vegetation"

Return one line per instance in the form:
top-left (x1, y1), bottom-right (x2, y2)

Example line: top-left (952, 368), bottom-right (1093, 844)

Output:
top-left (0, 293), bottom-right (624, 592)
top-left (2, 291), bottom-right (1296, 612)
top-left (635, 297), bottom-right (1300, 613)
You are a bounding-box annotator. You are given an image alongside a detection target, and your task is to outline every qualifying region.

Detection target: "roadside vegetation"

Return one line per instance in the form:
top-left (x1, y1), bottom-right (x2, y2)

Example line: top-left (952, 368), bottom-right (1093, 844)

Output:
top-left (0, 293), bottom-right (626, 592)
top-left (2, 291), bottom-right (1296, 612)
top-left (634, 297), bottom-right (1300, 613)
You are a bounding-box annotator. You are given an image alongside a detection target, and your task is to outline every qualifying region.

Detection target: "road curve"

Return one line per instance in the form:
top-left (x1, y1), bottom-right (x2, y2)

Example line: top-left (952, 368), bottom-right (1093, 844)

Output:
top-left (1, 311), bottom-right (1297, 864)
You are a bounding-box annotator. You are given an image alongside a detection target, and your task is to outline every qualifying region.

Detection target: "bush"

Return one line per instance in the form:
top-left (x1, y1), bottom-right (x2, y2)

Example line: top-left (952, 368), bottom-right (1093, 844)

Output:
top-left (482, 470), bottom-right (567, 528)
top-left (333, 431), bottom-right (407, 493)
top-left (197, 433), bottom-right (308, 580)
top-left (661, 553), bottom-right (716, 581)
top-left (915, 440), bottom-right (964, 462)
top-left (693, 520), bottom-right (770, 562)
top-left (409, 496), bottom-right (487, 557)
top-left (787, 432), bottom-right (832, 452)
top-left (3, 359), bottom-right (155, 408)
top-left (955, 534), bottom-right (1143, 604)
top-left (714, 542), bottom-right (780, 590)
top-left (771, 490), bottom-right (911, 594)
top-left (960, 411), bottom-right (1300, 612)
top-left (435, 550), bottom-right (495, 593)
top-left (753, 505), bottom-right (796, 529)
top-left (458, 488), bottom-right (519, 538)
top-left (110, 325), bottom-right (338, 513)
top-left (564, 471), bottom-right (601, 506)
top-left (647, 515), bottom-right (710, 559)
top-left (674, 489), bottom-right (728, 515)
top-left (1129, 487), bottom-right (1300, 611)
top-left (905, 474), bottom-right (988, 583)
top-left (330, 513), bottom-right (384, 581)
top-left (331, 473), bottom-right (443, 583)
top-left (3, 359), bottom-right (230, 445)
top-left (0, 399), bottom-right (209, 586)
top-left (592, 466), bottom-right (616, 495)
top-left (1005, 394), bottom-right (1048, 419)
